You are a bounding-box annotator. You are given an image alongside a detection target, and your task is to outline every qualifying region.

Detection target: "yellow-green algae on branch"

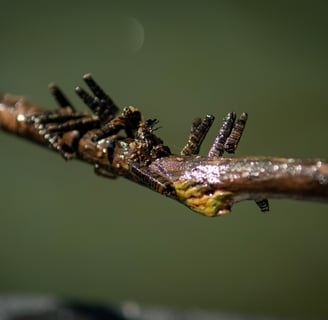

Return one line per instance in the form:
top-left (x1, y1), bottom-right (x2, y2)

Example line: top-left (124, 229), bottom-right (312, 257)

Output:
top-left (174, 180), bottom-right (234, 216)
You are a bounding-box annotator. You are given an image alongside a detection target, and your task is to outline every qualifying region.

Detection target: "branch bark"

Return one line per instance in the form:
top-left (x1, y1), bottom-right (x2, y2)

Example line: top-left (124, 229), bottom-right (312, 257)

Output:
top-left (1, 93), bottom-right (328, 216)
top-left (0, 94), bottom-right (110, 168)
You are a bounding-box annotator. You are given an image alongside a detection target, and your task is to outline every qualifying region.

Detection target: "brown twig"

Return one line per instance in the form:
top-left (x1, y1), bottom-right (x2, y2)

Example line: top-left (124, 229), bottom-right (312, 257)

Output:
top-left (1, 91), bottom-right (328, 217)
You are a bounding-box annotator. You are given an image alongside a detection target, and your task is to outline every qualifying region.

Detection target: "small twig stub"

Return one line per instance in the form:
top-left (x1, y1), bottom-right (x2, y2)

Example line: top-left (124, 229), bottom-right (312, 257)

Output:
top-left (0, 74), bottom-right (327, 216)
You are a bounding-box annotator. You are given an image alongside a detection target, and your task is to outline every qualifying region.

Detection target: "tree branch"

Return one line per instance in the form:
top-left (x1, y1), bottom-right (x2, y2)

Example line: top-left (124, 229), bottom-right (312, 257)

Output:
top-left (1, 92), bottom-right (327, 217)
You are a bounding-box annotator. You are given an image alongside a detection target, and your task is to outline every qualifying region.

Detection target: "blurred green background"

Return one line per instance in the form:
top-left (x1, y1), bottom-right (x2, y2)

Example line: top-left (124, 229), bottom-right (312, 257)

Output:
top-left (1, 1), bottom-right (328, 319)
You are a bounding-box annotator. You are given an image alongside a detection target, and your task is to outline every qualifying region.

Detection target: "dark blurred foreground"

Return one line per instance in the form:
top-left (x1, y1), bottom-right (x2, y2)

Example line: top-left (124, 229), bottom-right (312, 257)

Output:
top-left (0, 296), bottom-right (277, 320)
